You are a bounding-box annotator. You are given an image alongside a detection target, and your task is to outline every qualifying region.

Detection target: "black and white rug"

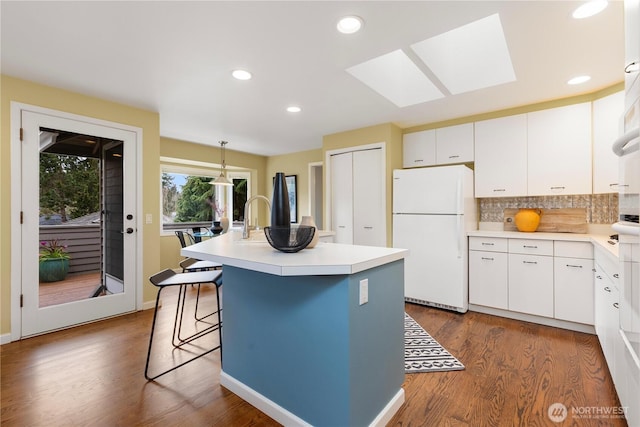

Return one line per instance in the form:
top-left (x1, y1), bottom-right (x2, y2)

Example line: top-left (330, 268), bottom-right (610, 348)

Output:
top-left (404, 313), bottom-right (465, 373)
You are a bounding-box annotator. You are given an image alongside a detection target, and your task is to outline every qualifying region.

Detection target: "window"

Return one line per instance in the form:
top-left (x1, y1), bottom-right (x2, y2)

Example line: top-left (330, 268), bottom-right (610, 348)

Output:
top-left (161, 162), bottom-right (249, 233)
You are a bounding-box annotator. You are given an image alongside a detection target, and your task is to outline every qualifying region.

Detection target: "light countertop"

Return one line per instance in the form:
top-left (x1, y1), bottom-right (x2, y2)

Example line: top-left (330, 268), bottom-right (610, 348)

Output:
top-left (181, 230), bottom-right (407, 276)
top-left (468, 229), bottom-right (618, 259)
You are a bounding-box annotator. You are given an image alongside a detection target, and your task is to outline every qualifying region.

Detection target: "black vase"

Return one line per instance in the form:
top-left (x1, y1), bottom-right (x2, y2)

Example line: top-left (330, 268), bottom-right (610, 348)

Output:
top-left (212, 221), bottom-right (223, 235)
top-left (271, 172), bottom-right (291, 227)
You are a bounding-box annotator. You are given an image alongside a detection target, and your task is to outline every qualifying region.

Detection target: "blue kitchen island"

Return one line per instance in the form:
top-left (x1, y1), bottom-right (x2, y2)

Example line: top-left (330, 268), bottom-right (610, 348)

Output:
top-left (182, 232), bottom-right (407, 427)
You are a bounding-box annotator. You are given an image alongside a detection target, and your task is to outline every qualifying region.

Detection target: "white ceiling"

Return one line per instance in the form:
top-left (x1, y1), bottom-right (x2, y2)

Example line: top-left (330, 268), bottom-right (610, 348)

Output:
top-left (0, 1), bottom-right (625, 156)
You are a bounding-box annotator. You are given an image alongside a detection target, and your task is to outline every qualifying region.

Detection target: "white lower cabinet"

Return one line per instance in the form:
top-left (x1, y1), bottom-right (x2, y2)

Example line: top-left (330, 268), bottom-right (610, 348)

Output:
top-left (468, 250), bottom-right (508, 309)
top-left (469, 236), bottom-right (595, 324)
top-left (508, 253), bottom-right (554, 317)
top-left (554, 241), bottom-right (594, 325)
top-left (594, 261), bottom-right (619, 369)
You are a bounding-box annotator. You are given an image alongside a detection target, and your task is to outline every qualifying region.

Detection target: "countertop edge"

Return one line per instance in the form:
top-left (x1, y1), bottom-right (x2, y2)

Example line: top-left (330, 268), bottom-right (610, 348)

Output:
top-left (467, 230), bottom-right (618, 259)
top-left (181, 234), bottom-right (408, 276)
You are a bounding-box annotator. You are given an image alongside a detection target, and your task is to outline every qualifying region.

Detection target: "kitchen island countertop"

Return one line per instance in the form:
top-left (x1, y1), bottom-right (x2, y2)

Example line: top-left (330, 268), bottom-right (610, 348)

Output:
top-left (182, 230), bottom-right (407, 276)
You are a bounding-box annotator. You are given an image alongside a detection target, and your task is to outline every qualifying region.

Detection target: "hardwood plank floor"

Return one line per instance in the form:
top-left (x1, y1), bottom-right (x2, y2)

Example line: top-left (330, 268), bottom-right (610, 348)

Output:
top-left (1, 290), bottom-right (626, 426)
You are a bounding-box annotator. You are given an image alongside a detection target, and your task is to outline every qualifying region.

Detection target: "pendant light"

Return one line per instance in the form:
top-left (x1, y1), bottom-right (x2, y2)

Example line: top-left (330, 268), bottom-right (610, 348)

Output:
top-left (210, 140), bottom-right (233, 186)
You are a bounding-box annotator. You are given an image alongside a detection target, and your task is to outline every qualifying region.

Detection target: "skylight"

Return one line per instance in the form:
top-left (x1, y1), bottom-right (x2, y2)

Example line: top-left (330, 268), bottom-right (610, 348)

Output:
top-left (345, 49), bottom-right (444, 108)
top-left (410, 14), bottom-right (516, 95)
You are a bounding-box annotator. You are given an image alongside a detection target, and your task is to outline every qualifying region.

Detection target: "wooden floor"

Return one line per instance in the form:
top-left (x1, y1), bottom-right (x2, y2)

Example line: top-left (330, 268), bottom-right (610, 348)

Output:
top-left (0, 288), bottom-right (626, 427)
top-left (39, 271), bottom-right (102, 307)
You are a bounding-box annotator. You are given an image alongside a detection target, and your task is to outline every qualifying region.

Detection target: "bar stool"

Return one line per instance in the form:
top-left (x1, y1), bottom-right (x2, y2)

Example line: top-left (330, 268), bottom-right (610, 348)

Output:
top-left (180, 258), bottom-right (222, 321)
top-left (145, 268), bottom-right (223, 381)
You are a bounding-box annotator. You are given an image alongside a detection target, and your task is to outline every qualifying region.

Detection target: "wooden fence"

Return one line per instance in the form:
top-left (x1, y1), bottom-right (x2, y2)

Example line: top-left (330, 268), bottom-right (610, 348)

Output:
top-left (40, 225), bottom-right (101, 274)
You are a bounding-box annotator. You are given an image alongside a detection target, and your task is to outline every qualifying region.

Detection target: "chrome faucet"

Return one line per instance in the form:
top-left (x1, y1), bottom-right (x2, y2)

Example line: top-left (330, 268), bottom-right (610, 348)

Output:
top-left (243, 195), bottom-right (272, 239)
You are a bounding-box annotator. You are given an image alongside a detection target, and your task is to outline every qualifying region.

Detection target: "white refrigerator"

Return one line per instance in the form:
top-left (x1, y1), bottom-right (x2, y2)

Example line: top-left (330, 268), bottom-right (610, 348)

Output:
top-left (392, 165), bottom-right (477, 313)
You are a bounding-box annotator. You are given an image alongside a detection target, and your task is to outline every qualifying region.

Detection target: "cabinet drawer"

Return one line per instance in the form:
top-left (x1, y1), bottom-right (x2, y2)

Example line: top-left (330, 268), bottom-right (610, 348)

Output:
top-left (469, 236), bottom-right (507, 252)
top-left (596, 249), bottom-right (620, 286)
top-left (554, 241), bottom-right (593, 259)
top-left (508, 239), bottom-right (553, 256)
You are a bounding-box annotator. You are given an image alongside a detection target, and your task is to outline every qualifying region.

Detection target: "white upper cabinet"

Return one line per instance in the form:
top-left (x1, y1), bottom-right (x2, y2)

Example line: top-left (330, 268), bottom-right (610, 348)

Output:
top-left (625, 0), bottom-right (640, 92)
top-left (593, 91), bottom-right (625, 194)
top-left (527, 102), bottom-right (592, 196)
top-left (474, 114), bottom-right (528, 198)
top-left (403, 123), bottom-right (473, 168)
top-left (435, 123), bottom-right (474, 165)
top-left (403, 130), bottom-right (436, 168)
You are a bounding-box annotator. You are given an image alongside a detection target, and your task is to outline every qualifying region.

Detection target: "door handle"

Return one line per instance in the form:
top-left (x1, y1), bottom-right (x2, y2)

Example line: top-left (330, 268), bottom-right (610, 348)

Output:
top-left (126, 228), bottom-right (134, 234)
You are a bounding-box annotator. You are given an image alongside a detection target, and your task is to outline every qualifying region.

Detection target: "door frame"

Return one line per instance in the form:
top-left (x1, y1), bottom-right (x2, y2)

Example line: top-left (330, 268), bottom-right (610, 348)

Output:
top-left (307, 161), bottom-right (323, 229)
top-left (10, 102), bottom-right (144, 341)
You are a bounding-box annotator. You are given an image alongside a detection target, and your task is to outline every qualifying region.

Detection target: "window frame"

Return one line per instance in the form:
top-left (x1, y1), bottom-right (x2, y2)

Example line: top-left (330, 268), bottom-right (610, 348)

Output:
top-left (160, 159), bottom-right (250, 236)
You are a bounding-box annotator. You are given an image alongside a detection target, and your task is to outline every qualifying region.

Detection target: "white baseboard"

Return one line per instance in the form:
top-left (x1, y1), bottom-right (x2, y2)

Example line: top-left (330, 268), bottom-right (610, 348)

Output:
top-left (220, 371), bottom-right (405, 427)
top-left (142, 300), bottom-right (157, 311)
top-left (0, 333), bottom-right (12, 345)
top-left (370, 388), bottom-right (405, 427)
top-left (220, 371), bottom-right (312, 426)
top-left (469, 304), bottom-right (596, 334)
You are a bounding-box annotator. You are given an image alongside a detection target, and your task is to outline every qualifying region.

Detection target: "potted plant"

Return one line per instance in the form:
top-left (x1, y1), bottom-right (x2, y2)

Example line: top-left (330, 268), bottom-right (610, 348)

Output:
top-left (39, 239), bottom-right (71, 282)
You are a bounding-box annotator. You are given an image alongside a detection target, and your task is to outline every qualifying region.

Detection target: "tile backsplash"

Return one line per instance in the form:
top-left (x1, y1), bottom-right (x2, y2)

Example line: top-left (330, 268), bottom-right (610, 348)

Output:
top-left (479, 193), bottom-right (618, 224)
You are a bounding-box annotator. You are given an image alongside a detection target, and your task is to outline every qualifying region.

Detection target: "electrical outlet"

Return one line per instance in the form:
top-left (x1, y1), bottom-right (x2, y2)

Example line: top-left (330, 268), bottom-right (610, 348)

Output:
top-left (359, 279), bottom-right (368, 305)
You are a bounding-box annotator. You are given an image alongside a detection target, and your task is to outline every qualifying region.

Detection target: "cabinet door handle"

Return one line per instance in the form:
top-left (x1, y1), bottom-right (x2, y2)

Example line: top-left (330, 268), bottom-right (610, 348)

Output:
top-left (566, 264), bottom-right (583, 268)
top-left (523, 245), bottom-right (538, 249)
top-left (625, 61), bottom-right (638, 73)
top-left (481, 242), bottom-right (494, 246)
top-left (481, 257), bottom-right (494, 261)
top-left (493, 189), bottom-right (506, 192)
top-left (338, 225), bottom-right (346, 228)
top-left (414, 159), bottom-right (424, 163)
top-left (550, 186), bottom-right (565, 190)
top-left (613, 273), bottom-right (619, 278)
top-left (609, 183), bottom-right (619, 188)
top-left (613, 302), bottom-right (619, 309)
top-left (449, 155), bottom-right (459, 159)
top-left (604, 286), bottom-right (611, 292)
top-left (596, 275), bottom-right (603, 279)
top-left (363, 226), bottom-right (373, 229)
top-left (523, 261), bottom-right (538, 265)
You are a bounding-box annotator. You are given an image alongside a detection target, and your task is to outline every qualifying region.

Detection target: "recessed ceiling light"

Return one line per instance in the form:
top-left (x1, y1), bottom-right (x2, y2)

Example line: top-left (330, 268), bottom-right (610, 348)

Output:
top-left (572, 0), bottom-right (608, 19)
top-left (568, 75), bottom-right (591, 85)
top-left (337, 16), bottom-right (363, 34)
top-left (286, 106), bottom-right (302, 113)
top-left (232, 69), bottom-right (252, 80)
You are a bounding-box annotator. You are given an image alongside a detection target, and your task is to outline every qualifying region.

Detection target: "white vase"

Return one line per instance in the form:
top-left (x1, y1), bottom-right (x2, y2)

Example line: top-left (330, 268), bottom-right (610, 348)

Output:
top-left (300, 215), bottom-right (319, 249)
top-left (220, 217), bottom-right (230, 234)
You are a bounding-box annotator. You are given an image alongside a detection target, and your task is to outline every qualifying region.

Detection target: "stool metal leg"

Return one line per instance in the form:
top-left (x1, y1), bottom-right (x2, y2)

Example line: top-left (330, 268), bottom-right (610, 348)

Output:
top-left (145, 285), bottom-right (222, 381)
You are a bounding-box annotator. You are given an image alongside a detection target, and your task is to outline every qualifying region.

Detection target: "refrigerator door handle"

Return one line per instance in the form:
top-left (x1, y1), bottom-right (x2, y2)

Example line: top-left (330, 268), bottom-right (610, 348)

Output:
top-left (456, 175), bottom-right (462, 215)
top-left (456, 214), bottom-right (463, 259)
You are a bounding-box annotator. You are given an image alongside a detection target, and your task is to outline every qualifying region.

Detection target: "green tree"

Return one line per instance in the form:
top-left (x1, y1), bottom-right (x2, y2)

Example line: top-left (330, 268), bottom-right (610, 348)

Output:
top-left (40, 153), bottom-right (100, 222)
top-left (175, 176), bottom-right (214, 222)
top-left (162, 173), bottom-right (178, 220)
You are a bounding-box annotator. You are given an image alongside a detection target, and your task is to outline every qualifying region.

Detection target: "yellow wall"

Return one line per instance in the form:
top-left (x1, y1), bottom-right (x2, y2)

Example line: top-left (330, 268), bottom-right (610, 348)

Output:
top-left (265, 148), bottom-right (323, 222)
top-left (322, 123), bottom-right (403, 246)
top-left (403, 82), bottom-right (625, 133)
top-left (159, 136), bottom-right (268, 269)
top-left (0, 75), bottom-right (161, 336)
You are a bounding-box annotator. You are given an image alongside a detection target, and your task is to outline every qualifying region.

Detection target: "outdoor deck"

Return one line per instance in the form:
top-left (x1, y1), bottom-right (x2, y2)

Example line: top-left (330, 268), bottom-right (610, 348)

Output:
top-left (39, 271), bottom-right (103, 307)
